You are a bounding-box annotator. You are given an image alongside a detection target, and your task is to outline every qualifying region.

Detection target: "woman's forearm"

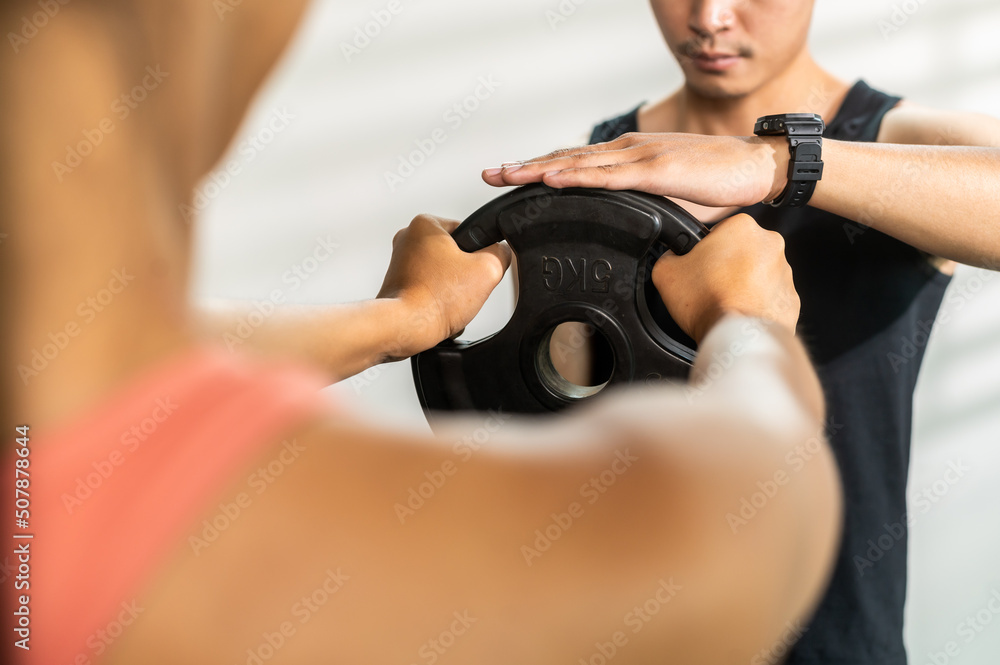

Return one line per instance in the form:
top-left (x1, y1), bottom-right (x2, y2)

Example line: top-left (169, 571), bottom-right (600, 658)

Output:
top-left (197, 298), bottom-right (434, 381)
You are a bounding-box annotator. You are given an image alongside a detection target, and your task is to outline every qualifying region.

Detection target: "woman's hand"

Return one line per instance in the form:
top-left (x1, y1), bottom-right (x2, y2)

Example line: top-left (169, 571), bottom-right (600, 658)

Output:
top-left (482, 133), bottom-right (789, 208)
top-left (377, 214), bottom-right (512, 359)
top-left (653, 213), bottom-right (800, 343)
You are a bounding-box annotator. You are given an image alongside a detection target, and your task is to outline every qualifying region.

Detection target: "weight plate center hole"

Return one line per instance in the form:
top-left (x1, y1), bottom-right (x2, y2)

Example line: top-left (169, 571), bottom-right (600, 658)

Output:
top-left (537, 322), bottom-right (615, 400)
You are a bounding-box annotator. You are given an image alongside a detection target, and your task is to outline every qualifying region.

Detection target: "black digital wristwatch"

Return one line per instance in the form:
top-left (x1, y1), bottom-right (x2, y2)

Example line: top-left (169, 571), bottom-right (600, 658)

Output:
top-left (753, 113), bottom-right (825, 208)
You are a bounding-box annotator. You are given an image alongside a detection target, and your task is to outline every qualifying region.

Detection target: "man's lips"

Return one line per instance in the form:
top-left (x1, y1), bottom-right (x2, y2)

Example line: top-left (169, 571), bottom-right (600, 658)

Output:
top-left (690, 51), bottom-right (744, 72)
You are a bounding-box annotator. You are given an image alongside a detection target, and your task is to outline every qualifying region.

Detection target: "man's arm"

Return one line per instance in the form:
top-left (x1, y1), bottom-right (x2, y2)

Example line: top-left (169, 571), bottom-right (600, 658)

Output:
top-left (812, 140), bottom-right (1000, 268)
top-left (196, 215), bottom-right (512, 380)
top-left (482, 121), bottom-right (1000, 268)
top-left (878, 104), bottom-right (1000, 149)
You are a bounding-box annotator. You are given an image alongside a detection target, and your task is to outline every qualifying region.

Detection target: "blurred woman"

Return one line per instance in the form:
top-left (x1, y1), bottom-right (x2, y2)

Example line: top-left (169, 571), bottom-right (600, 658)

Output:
top-left (1, 2), bottom-right (841, 664)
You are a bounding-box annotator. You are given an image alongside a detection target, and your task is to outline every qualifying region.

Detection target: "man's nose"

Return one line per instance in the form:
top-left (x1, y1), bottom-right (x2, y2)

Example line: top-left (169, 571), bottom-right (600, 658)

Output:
top-left (689, 0), bottom-right (738, 37)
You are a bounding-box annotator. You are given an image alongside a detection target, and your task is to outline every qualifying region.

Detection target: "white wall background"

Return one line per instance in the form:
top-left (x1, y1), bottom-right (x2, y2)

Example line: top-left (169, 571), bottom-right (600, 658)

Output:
top-left (191, 0), bottom-right (1000, 662)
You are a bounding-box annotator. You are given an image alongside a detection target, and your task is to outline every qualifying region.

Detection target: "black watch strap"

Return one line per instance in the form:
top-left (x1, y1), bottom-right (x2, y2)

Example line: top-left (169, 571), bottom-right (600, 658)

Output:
top-left (754, 113), bottom-right (825, 208)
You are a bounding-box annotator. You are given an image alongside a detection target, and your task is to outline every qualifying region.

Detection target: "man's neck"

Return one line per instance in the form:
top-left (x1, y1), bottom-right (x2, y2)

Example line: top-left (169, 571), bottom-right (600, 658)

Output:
top-left (641, 51), bottom-right (849, 137)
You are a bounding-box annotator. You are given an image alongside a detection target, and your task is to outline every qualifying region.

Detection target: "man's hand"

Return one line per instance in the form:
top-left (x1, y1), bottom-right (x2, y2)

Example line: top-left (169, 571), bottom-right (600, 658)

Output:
top-left (377, 214), bottom-right (512, 358)
top-left (482, 133), bottom-right (789, 207)
top-left (653, 214), bottom-right (800, 343)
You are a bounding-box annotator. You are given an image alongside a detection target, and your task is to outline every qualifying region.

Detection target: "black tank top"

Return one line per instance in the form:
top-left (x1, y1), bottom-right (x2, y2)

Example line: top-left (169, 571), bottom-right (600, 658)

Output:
top-left (591, 80), bottom-right (952, 665)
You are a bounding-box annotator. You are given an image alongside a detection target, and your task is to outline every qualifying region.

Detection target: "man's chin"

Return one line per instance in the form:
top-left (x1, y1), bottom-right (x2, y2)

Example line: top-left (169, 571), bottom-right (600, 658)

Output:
top-left (684, 73), bottom-right (756, 101)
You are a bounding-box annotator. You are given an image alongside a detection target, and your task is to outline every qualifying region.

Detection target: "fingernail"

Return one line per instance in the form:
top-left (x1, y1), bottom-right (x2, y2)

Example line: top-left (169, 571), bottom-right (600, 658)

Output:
top-left (484, 168), bottom-right (503, 176)
top-left (544, 170), bottom-right (561, 177)
top-left (503, 164), bottom-right (523, 173)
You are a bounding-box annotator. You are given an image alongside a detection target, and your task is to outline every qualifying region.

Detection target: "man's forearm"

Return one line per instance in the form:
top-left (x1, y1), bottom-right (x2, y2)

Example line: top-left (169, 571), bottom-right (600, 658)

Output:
top-left (811, 140), bottom-right (1000, 268)
top-left (485, 133), bottom-right (1000, 269)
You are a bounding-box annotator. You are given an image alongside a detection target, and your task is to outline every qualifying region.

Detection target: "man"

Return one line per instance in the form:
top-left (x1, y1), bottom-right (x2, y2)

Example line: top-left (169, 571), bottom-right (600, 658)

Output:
top-left (1, 2), bottom-right (847, 664)
top-left (484, 1), bottom-right (1000, 663)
